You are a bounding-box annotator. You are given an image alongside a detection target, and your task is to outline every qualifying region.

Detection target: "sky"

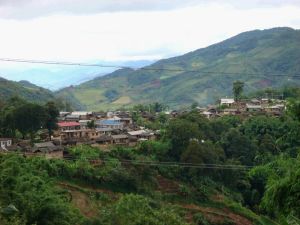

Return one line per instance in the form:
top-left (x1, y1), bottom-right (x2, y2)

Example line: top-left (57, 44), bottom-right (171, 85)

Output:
top-left (0, 0), bottom-right (300, 89)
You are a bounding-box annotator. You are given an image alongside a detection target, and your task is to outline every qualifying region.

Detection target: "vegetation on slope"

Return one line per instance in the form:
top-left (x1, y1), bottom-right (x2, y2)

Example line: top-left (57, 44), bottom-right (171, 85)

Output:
top-left (0, 77), bottom-right (54, 104)
top-left (57, 27), bottom-right (300, 110)
top-left (2, 86), bottom-right (300, 224)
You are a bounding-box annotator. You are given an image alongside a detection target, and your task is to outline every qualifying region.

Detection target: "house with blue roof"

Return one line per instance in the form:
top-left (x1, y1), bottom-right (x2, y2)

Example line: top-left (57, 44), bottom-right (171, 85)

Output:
top-left (96, 119), bottom-right (124, 130)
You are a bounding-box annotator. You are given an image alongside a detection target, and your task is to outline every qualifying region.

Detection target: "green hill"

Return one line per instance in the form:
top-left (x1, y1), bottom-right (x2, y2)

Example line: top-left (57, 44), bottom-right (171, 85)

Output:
top-left (59, 27), bottom-right (300, 110)
top-left (0, 77), bottom-right (54, 104)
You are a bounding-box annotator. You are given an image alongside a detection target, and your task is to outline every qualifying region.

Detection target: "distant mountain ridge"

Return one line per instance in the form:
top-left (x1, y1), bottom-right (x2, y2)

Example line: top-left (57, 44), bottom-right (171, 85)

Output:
top-left (2, 27), bottom-right (300, 110)
top-left (0, 77), bottom-right (54, 104)
top-left (56, 27), bottom-right (300, 110)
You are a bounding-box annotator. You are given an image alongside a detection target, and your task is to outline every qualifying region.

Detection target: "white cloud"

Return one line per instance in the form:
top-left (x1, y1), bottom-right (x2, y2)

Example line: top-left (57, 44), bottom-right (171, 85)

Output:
top-left (0, 2), bottom-right (300, 63)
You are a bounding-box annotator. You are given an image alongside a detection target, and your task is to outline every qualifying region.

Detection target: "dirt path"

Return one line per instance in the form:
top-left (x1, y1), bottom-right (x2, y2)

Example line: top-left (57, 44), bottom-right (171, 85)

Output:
top-left (70, 189), bottom-right (98, 218)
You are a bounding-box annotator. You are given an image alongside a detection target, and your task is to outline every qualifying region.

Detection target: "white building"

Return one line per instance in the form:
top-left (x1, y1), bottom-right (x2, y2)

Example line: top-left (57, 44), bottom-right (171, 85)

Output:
top-left (0, 138), bottom-right (12, 151)
top-left (220, 98), bottom-right (235, 107)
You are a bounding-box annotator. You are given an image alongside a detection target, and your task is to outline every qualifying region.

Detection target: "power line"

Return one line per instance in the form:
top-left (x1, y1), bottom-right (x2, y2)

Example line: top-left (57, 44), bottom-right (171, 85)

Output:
top-left (0, 58), bottom-right (128, 69)
top-left (23, 152), bottom-right (255, 170)
top-left (1, 57), bottom-right (300, 78)
top-left (2, 151), bottom-right (255, 170)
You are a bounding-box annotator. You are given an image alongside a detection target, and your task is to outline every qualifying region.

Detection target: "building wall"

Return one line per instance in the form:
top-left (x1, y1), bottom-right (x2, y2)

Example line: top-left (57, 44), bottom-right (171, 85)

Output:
top-left (0, 140), bottom-right (12, 148)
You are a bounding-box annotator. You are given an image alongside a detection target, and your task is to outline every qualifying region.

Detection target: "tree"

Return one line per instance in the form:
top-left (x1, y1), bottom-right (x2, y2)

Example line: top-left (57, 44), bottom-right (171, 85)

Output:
top-left (0, 97), bottom-right (28, 137)
top-left (180, 140), bottom-right (224, 165)
top-left (286, 98), bottom-right (300, 121)
top-left (220, 128), bottom-right (257, 165)
top-left (87, 120), bottom-right (96, 129)
top-left (165, 119), bottom-right (201, 160)
top-left (13, 103), bottom-right (47, 140)
top-left (151, 102), bottom-right (167, 113)
top-left (190, 102), bottom-right (198, 110)
top-left (45, 102), bottom-right (59, 140)
top-left (260, 157), bottom-right (300, 219)
top-left (233, 81), bottom-right (244, 101)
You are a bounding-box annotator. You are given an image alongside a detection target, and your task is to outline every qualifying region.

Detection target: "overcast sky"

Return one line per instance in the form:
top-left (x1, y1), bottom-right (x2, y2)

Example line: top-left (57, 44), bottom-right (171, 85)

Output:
top-left (0, 0), bottom-right (300, 63)
top-left (0, 0), bottom-right (300, 89)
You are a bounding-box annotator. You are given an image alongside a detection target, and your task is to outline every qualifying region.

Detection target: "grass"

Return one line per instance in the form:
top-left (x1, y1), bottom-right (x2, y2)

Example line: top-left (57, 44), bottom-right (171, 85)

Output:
top-left (112, 96), bottom-right (132, 105)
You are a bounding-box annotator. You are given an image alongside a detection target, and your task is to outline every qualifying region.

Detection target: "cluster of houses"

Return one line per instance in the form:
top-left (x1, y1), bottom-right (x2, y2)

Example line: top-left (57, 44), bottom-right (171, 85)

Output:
top-left (198, 98), bottom-right (286, 119)
top-left (0, 97), bottom-right (286, 158)
top-left (53, 111), bottom-right (156, 147)
top-left (0, 110), bottom-right (157, 158)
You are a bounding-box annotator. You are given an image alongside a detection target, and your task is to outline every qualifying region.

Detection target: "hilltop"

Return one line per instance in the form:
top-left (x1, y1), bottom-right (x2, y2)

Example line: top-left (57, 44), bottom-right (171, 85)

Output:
top-left (56, 27), bottom-right (300, 110)
top-left (0, 77), bottom-right (54, 104)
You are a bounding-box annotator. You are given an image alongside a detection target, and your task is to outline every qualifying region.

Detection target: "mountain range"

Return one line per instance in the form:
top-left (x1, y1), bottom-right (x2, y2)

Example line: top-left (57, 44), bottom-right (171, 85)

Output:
top-left (56, 27), bottom-right (300, 110)
top-left (1, 27), bottom-right (300, 110)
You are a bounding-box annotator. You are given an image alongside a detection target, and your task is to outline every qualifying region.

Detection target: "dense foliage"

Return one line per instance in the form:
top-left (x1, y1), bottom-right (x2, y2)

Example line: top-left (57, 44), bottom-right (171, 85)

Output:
top-left (0, 97), bottom-right (59, 140)
top-left (0, 78), bottom-right (54, 104)
top-left (1, 89), bottom-right (300, 224)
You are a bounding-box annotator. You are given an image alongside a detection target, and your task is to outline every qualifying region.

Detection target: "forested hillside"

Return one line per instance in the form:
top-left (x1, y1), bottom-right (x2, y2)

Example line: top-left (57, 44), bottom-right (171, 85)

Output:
top-left (1, 89), bottom-right (300, 224)
top-left (57, 27), bottom-right (300, 110)
top-left (0, 77), bottom-right (54, 104)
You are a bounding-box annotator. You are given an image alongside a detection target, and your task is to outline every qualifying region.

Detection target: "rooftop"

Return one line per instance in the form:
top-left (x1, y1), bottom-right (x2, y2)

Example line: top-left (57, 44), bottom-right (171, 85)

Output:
top-left (97, 120), bottom-right (123, 125)
top-left (112, 134), bottom-right (128, 139)
top-left (220, 98), bottom-right (235, 104)
top-left (246, 104), bottom-right (262, 109)
top-left (71, 111), bottom-right (93, 116)
top-left (58, 122), bottom-right (81, 127)
top-left (128, 130), bottom-right (147, 136)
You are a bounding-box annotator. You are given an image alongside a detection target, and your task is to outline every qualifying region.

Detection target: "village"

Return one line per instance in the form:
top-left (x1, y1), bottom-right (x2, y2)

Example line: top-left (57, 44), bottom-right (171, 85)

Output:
top-left (0, 96), bottom-right (286, 159)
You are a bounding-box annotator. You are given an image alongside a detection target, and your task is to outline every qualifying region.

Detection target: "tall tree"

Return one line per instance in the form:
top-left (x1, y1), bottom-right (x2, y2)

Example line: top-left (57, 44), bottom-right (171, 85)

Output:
top-left (45, 101), bottom-right (59, 140)
top-left (13, 103), bottom-right (47, 140)
top-left (233, 81), bottom-right (244, 101)
top-left (165, 118), bottom-right (201, 160)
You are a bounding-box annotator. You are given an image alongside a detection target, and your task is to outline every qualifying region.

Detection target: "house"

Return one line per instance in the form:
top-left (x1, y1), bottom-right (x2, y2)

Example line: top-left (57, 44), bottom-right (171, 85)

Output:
top-left (246, 104), bottom-right (262, 112)
top-left (79, 120), bottom-right (92, 129)
top-left (120, 117), bottom-right (133, 126)
top-left (95, 135), bottom-right (113, 145)
top-left (250, 99), bottom-right (261, 105)
top-left (71, 111), bottom-right (93, 120)
top-left (0, 138), bottom-right (12, 151)
top-left (112, 134), bottom-right (129, 145)
top-left (65, 114), bottom-right (80, 121)
top-left (59, 112), bottom-right (71, 117)
top-left (58, 112), bottom-right (71, 121)
top-left (96, 119), bottom-right (124, 130)
top-left (201, 107), bottom-right (218, 119)
top-left (220, 98), bottom-right (235, 107)
top-left (264, 104), bottom-right (285, 115)
top-left (58, 122), bottom-right (81, 131)
top-left (30, 142), bottom-right (63, 159)
top-left (93, 112), bottom-right (106, 119)
top-left (223, 108), bottom-right (239, 115)
top-left (261, 98), bottom-right (270, 104)
top-left (61, 129), bottom-right (100, 141)
top-left (96, 127), bottom-right (114, 135)
top-left (128, 130), bottom-right (155, 141)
